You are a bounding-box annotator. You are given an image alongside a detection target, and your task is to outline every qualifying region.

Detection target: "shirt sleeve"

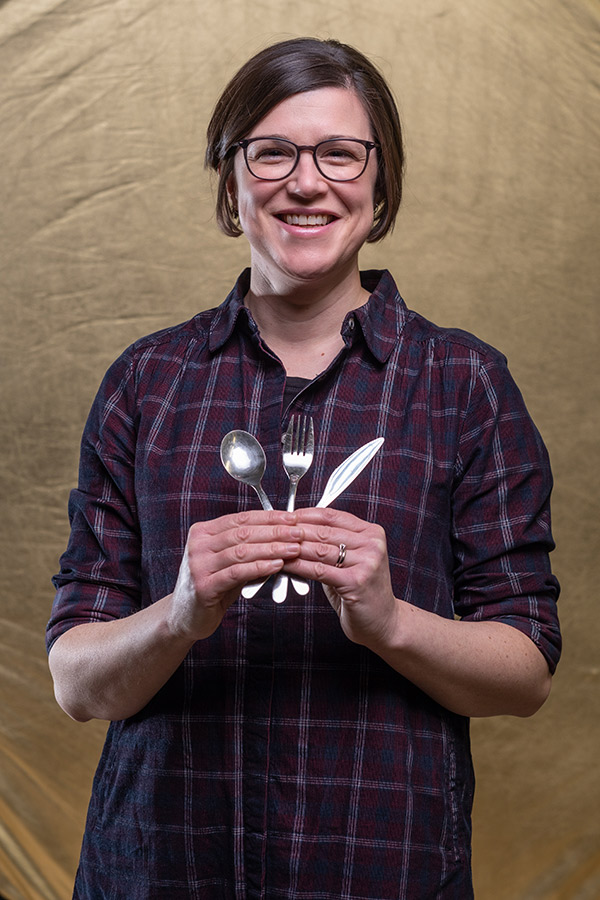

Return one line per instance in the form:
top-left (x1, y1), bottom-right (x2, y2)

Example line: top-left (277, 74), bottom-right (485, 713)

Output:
top-left (451, 355), bottom-right (561, 673)
top-left (46, 349), bottom-right (142, 653)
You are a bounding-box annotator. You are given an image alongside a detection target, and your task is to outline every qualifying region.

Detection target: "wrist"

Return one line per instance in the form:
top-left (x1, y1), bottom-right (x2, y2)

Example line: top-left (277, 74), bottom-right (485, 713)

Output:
top-left (360, 594), bottom-right (405, 655)
top-left (162, 592), bottom-right (200, 646)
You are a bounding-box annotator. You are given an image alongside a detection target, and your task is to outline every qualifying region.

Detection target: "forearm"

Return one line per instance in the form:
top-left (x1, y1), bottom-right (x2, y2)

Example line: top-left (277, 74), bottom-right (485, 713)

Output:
top-left (48, 594), bottom-right (195, 722)
top-left (367, 600), bottom-right (552, 718)
top-left (49, 512), bottom-right (305, 722)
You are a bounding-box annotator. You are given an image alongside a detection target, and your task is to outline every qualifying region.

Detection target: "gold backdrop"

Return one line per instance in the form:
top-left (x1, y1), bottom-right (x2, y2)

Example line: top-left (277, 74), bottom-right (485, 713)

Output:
top-left (1, 1), bottom-right (598, 898)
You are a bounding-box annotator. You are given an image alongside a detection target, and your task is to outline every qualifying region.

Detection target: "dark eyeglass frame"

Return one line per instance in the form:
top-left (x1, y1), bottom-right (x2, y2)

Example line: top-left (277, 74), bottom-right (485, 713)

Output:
top-left (235, 137), bottom-right (379, 183)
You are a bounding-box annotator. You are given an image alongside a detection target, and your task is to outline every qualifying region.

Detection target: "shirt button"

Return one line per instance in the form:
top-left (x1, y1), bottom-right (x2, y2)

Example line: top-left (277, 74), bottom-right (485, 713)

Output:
top-left (348, 317), bottom-right (355, 330)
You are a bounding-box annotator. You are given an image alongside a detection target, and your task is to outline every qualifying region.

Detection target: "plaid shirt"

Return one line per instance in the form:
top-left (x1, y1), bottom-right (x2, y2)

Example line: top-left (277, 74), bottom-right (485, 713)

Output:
top-left (48, 269), bottom-right (561, 900)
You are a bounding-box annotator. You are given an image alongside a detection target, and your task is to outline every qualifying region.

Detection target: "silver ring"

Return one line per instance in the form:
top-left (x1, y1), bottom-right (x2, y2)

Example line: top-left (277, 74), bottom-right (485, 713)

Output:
top-left (335, 543), bottom-right (347, 567)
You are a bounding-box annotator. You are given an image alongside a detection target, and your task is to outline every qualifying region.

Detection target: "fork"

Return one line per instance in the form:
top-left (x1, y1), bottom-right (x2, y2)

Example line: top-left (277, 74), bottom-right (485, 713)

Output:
top-left (271, 414), bottom-right (315, 603)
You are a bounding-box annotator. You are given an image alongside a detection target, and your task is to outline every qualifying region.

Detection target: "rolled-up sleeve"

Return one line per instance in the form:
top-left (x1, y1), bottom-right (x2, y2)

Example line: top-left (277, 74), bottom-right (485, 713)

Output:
top-left (47, 350), bottom-right (141, 652)
top-left (451, 357), bottom-right (561, 673)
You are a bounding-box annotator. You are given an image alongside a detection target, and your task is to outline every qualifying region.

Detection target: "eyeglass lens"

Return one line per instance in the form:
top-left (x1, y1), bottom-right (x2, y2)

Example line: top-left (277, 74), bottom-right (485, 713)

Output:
top-left (244, 139), bottom-right (372, 181)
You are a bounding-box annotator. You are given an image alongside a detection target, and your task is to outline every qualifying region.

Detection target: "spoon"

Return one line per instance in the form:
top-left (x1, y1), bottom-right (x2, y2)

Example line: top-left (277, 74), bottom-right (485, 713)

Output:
top-left (220, 430), bottom-right (306, 597)
top-left (220, 430), bottom-right (273, 511)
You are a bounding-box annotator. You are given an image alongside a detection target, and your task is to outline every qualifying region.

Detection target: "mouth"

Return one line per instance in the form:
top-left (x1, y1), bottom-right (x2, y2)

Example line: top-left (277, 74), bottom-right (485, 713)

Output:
top-left (278, 213), bottom-right (335, 227)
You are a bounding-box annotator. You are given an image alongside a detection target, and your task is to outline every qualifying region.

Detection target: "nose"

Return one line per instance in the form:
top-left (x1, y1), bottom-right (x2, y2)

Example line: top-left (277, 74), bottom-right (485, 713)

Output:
top-left (287, 149), bottom-right (326, 196)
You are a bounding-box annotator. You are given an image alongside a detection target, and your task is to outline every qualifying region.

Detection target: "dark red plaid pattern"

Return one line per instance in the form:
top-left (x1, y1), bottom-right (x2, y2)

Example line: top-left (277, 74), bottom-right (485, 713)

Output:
top-left (48, 269), bottom-right (561, 899)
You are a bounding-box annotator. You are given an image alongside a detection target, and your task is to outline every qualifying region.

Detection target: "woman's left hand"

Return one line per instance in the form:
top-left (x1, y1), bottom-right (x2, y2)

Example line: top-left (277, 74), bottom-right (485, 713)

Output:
top-left (287, 507), bottom-right (399, 650)
top-left (287, 510), bottom-right (552, 720)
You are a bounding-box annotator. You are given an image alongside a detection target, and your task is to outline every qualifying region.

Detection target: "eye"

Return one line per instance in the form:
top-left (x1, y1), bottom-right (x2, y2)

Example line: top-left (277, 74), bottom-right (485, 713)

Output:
top-left (323, 148), bottom-right (355, 160)
top-left (249, 141), bottom-right (295, 164)
top-left (256, 147), bottom-right (287, 160)
top-left (318, 142), bottom-right (365, 165)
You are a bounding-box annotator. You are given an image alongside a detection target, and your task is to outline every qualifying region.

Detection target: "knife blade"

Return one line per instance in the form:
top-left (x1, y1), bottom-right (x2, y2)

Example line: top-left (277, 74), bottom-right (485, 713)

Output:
top-left (315, 437), bottom-right (384, 508)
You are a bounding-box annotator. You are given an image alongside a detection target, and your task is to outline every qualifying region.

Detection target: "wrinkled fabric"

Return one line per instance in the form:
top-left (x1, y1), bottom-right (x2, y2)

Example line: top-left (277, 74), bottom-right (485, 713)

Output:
top-left (2, 3), bottom-right (597, 896)
top-left (48, 270), bottom-right (560, 899)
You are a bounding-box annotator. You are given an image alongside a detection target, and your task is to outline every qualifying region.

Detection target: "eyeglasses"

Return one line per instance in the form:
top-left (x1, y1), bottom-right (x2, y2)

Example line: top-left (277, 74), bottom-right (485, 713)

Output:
top-left (235, 137), bottom-right (379, 182)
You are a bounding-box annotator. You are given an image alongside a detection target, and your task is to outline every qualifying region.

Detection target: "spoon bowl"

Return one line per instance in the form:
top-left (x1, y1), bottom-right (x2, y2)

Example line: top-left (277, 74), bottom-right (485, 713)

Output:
top-left (220, 430), bottom-right (273, 511)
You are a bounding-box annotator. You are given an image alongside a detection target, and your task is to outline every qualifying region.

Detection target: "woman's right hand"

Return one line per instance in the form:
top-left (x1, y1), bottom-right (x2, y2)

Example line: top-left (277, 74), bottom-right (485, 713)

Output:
top-left (168, 510), bottom-right (303, 641)
top-left (49, 510), bottom-right (302, 722)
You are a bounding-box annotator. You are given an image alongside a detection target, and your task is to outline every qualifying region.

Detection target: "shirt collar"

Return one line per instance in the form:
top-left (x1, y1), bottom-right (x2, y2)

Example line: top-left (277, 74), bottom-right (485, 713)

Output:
top-left (208, 268), bottom-right (409, 364)
top-left (352, 269), bottom-right (410, 363)
top-left (207, 269), bottom-right (254, 353)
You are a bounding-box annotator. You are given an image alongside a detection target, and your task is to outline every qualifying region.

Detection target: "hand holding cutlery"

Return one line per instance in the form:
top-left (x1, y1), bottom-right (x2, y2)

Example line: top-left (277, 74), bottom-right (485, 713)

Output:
top-left (239, 435), bottom-right (384, 600)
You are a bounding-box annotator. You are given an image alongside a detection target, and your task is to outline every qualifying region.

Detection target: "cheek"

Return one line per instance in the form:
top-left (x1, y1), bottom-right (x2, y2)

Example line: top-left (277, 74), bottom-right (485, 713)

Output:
top-left (237, 184), bottom-right (279, 227)
top-left (236, 194), bottom-right (261, 233)
top-left (341, 175), bottom-right (376, 218)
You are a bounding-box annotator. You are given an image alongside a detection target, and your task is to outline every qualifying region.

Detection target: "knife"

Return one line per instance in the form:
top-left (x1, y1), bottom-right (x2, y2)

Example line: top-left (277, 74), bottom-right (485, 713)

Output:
top-left (241, 437), bottom-right (385, 599)
top-left (315, 436), bottom-right (384, 508)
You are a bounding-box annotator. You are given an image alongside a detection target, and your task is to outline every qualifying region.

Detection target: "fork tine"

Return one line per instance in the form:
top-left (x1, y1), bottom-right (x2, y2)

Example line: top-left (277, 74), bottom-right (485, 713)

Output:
top-left (306, 416), bottom-right (314, 454)
top-left (297, 414), bottom-right (307, 454)
top-left (283, 415), bottom-right (294, 453)
top-left (289, 414), bottom-right (301, 455)
top-left (284, 414), bottom-right (314, 457)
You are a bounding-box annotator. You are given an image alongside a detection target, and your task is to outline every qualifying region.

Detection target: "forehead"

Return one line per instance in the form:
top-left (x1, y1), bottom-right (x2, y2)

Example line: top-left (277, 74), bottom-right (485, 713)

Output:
top-left (247, 87), bottom-right (373, 139)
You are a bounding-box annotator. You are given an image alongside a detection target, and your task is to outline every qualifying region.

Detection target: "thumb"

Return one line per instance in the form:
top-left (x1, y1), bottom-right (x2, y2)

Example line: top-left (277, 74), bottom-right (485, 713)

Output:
top-left (323, 584), bottom-right (342, 615)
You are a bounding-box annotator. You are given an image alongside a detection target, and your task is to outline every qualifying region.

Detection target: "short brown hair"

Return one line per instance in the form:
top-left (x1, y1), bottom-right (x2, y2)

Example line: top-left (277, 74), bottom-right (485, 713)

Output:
top-left (205, 38), bottom-right (404, 243)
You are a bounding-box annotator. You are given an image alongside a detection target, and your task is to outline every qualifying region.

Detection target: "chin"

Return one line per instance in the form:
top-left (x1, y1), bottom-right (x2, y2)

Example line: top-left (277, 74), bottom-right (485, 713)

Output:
top-left (278, 251), bottom-right (354, 283)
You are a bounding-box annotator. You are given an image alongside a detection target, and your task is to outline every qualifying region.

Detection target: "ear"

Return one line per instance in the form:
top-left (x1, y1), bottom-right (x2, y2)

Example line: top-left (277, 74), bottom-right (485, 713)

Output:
top-left (226, 172), bottom-right (237, 211)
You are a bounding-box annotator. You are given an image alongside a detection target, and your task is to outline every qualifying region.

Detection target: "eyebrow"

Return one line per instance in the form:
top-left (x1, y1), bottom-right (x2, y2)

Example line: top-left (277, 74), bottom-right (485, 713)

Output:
top-left (247, 134), bottom-right (371, 142)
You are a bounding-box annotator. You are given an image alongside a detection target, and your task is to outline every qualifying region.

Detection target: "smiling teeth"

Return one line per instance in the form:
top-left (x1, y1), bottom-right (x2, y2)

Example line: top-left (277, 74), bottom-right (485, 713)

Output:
top-left (284, 214), bottom-right (331, 226)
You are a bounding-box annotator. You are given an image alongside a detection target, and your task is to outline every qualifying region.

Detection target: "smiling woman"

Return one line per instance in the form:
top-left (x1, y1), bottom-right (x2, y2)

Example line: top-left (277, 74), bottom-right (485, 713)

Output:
top-left (47, 36), bottom-right (561, 900)
top-left (224, 86), bottom-right (381, 321)
top-left (205, 37), bottom-right (404, 241)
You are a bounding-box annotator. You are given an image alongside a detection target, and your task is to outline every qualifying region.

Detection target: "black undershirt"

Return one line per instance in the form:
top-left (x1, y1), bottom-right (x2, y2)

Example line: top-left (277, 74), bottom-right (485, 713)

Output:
top-left (283, 376), bottom-right (311, 409)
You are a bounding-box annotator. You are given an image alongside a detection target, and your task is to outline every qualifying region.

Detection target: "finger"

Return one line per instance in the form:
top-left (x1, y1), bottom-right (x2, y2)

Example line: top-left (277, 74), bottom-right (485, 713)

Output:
top-left (218, 556), bottom-right (289, 593)
top-left (228, 522), bottom-right (305, 549)
top-left (294, 519), bottom-right (387, 562)
top-left (281, 550), bottom-right (353, 588)
top-left (285, 532), bottom-right (387, 588)
top-left (194, 509), bottom-right (299, 538)
top-left (293, 507), bottom-right (361, 530)
top-left (292, 512), bottom-right (374, 548)
top-left (288, 536), bottom-right (356, 569)
top-left (192, 537), bottom-right (302, 581)
top-left (188, 520), bottom-right (304, 554)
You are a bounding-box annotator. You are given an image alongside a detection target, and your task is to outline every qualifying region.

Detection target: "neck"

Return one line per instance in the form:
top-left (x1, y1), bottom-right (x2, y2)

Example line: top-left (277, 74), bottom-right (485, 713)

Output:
top-left (244, 269), bottom-right (368, 378)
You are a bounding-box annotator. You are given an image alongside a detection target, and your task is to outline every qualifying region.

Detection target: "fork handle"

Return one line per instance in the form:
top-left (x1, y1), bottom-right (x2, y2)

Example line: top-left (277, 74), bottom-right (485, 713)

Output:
top-left (272, 476), bottom-right (310, 601)
top-left (273, 574), bottom-right (309, 601)
top-left (286, 477), bottom-right (299, 512)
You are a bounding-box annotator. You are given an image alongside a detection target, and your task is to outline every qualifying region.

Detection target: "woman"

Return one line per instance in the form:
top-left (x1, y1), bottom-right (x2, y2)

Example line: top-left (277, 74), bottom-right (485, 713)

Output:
top-left (47, 38), bottom-right (561, 899)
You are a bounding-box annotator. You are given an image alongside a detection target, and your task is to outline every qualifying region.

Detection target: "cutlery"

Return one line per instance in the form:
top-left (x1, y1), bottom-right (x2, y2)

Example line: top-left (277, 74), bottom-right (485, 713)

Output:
top-left (220, 429), bottom-right (310, 600)
top-left (242, 436), bottom-right (385, 599)
top-left (315, 437), bottom-right (384, 508)
top-left (220, 430), bottom-right (273, 511)
top-left (271, 415), bottom-right (315, 603)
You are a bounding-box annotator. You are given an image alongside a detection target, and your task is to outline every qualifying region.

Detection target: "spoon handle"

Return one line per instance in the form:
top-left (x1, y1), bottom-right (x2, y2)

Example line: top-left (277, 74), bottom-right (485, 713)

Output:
top-left (253, 484), bottom-right (273, 511)
top-left (239, 486), bottom-right (274, 598)
top-left (242, 483), bottom-right (308, 600)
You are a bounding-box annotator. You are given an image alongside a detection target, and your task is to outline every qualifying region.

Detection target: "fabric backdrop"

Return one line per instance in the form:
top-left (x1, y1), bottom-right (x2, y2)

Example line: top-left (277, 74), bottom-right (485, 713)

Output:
top-left (0, 1), bottom-right (598, 898)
